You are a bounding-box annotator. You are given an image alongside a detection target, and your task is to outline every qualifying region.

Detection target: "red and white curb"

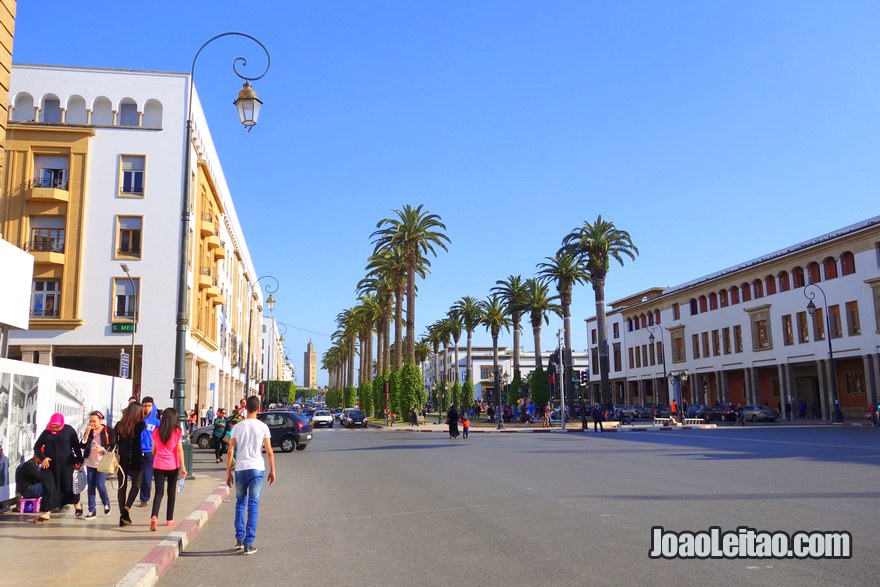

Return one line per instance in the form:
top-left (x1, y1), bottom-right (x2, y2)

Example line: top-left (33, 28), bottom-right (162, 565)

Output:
top-left (116, 482), bottom-right (230, 587)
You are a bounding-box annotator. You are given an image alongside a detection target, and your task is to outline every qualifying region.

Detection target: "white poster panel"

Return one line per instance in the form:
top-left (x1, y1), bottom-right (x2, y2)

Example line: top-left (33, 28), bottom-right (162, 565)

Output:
top-left (0, 239), bottom-right (34, 330)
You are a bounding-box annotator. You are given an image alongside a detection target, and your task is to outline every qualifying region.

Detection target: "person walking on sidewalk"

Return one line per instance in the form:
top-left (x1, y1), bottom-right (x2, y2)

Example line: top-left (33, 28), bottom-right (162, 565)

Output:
top-left (226, 395), bottom-right (276, 555)
top-left (32, 413), bottom-right (84, 522)
top-left (114, 402), bottom-right (145, 527)
top-left (212, 409), bottom-right (229, 463)
top-left (81, 411), bottom-right (116, 520)
top-left (138, 397), bottom-right (159, 508)
top-left (149, 408), bottom-right (186, 531)
top-left (591, 404), bottom-right (604, 432)
top-left (447, 404), bottom-right (460, 439)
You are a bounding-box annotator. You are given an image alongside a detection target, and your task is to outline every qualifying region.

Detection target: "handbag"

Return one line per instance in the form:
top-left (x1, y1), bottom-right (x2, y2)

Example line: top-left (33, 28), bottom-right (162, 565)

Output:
top-left (97, 446), bottom-right (120, 475)
top-left (72, 468), bottom-right (87, 494)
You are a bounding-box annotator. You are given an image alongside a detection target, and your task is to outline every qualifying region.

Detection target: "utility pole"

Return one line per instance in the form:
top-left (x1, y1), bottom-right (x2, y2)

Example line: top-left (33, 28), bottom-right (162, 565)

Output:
top-left (558, 328), bottom-right (566, 430)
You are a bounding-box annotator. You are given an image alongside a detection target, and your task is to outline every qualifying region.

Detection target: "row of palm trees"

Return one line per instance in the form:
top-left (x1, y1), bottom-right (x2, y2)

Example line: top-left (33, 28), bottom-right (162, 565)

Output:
top-left (421, 215), bottom-right (639, 411)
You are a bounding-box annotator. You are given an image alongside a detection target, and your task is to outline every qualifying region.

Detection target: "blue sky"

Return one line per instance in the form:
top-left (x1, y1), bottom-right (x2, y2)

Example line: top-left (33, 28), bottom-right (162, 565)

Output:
top-left (13, 1), bottom-right (880, 386)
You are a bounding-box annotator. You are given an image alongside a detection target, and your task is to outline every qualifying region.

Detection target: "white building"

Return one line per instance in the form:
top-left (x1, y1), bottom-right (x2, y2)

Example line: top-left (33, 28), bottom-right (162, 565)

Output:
top-left (260, 316), bottom-right (284, 382)
top-left (1, 64), bottom-right (270, 411)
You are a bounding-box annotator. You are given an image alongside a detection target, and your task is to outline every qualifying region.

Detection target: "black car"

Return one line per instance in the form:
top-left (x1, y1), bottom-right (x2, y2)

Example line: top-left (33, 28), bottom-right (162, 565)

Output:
top-left (342, 408), bottom-right (369, 428)
top-left (257, 410), bottom-right (312, 452)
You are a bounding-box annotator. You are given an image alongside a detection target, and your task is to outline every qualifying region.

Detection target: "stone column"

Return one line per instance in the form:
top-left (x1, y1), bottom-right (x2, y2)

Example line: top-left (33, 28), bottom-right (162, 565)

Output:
top-left (864, 354), bottom-right (877, 406)
top-left (60, 107), bottom-right (67, 123)
top-left (19, 345), bottom-right (53, 365)
top-left (815, 359), bottom-right (831, 421)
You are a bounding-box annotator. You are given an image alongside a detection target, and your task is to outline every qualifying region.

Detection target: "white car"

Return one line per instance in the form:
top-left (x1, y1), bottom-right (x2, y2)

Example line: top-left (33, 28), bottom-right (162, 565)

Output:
top-left (312, 410), bottom-right (334, 428)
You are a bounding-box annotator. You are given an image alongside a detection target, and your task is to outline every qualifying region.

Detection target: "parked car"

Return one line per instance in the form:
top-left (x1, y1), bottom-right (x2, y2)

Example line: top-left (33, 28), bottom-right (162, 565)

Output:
top-left (257, 410), bottom-right (312, 452)
top-left (312, 410), bottom-right (334, 428)
top-left (742, 405), bottom-right (778, 422)
top-left (191, 424), bottom-right (215, 449)
top-left (334, 408), bottom-right (343, 420)
top-left (341, 408), bottom-right (369, 428)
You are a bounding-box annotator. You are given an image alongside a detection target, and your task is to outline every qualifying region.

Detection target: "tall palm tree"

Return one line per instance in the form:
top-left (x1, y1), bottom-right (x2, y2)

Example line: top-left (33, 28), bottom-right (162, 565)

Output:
top-left (357, 271), bottom-right (395, 377)
top-left (492, 275), bottom-right (528, 382)
top-left (365, 247), bottom-right (408, 372)
top-left (425, 321), bottom-right (445, 390)
top-left (335, 308), bottom-right (358, 389)
top-left (480, 295), bottom-right (511, 406)
top-left (445, 310), bottom-right (463, 388)
top-left (372, 204), bottom-right (450, 364)
top-left (522, 277), bottom-right (561, 372)
top-left (353, 295), bottom-right (381, 384)
top-left (537, 248), bottom-right (590, 388)
top-left (414, 338), bottom-right (431, 365)
top-left (563, 215), bottom-right (639, 408)
top-left (451, 296), bottom-right (483, 384)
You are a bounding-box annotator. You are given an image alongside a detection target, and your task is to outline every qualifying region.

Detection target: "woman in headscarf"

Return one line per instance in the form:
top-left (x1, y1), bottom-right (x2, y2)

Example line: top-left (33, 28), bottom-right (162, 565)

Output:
top-left (447, 404), bottom-right (460, 439)
top-left (32, 413), bottom-right (83, 522)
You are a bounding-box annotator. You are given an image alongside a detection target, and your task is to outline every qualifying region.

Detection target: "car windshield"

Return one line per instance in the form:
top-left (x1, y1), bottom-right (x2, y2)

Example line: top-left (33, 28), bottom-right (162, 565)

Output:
top-left (350, 410), bottom-right (364, 417)
top-left (315, 411), bottom-right (330, 416)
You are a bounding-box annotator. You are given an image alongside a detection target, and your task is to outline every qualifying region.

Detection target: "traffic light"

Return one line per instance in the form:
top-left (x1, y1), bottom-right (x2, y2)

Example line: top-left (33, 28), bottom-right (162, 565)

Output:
top-left (580, 370), bottom-right (589, 386)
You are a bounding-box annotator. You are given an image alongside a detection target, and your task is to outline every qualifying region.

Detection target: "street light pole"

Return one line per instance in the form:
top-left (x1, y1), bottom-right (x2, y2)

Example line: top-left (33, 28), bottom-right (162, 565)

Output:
top-left (558, 328), bottom-right (566, 430)
top-left (804, 283), bottom-right (843, 422)
top-left (647, 325), bottom-right (668, 404)
top-left (245, 275), bottom-right (278, 402)
top-left (120, 263), bottom-right (137, 386)
top-left (172, 32), bottom-right (270, 481)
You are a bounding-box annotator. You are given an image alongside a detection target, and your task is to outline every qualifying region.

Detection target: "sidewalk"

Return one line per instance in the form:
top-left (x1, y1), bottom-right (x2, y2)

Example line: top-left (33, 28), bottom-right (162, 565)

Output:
top-left (0, 451), bottom-right (229, 587)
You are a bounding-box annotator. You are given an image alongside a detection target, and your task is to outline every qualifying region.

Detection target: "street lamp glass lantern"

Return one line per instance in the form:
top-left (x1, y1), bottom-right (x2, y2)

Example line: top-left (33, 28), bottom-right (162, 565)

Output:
top-left (806, 299), bottom-right (816, 316)
top-left (234, 82), bottom-right (262, 128)
top-left (648, 332), bottom-right (655, 344)
top-left (266, 293), bottom-right (276, 312)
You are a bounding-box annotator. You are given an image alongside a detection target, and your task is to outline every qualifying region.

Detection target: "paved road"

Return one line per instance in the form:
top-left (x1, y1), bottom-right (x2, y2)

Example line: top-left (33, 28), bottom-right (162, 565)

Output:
top-left (163, 425), bottom-right (879, 587)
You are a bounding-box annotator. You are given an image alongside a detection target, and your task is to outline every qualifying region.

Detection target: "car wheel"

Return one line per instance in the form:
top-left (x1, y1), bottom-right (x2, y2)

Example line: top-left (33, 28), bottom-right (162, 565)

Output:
top-left (295, 444), bottom-right (307, 451)
top-left (751, 415), bottom-right (758, 422)
top-left (196, 434), bottom-right (211, 449)
top-left (280, 436), bottom-right (297, 453)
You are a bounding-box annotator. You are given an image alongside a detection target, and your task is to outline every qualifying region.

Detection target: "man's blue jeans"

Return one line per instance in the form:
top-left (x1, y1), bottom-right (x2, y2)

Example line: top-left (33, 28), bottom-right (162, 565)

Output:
top-left (234, 469), bottom-right (264, 547)
top-left (140, 452), bottom-right (154, 502)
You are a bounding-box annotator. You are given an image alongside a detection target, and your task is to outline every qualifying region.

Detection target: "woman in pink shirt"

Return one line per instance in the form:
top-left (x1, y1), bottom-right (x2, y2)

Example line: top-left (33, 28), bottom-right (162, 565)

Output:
top-left (150, 408), bottom-right (187, 531)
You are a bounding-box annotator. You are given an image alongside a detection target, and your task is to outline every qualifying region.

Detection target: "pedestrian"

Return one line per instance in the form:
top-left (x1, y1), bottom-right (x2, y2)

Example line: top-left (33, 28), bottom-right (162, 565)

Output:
top-left (460, 412), bottom-right (470, 439)
top-left (798, 400), bottom-right (807, 419)
top-left (736, 403), bottom-right (745, 426)
top-left (681, 400), bottom-right (688, 419)
top-left (669, 398), bottom-right (678, 424)
top-left (591, 404), bottom-right (604, 432)
top-left (149, 408), bottom-right (187, 531)
top-left (226, 395), bottom-right (276, 555)
top-left (80, 410), bottom-right (116, 520)
top-left (410, 408), bottom-right (419, 427)
top-left (199, 404), bottom-right (208, 427)
top-left (31, 413), bottom-right (84, 522)
top-left (206, 406), bottom-right (214, 426)
top-left (212, 409), bottom-right (229, 463)
top-left (138, 396), bottom-right (159, 508)
top-left (384, 407), bottom-right (390, 427)
top-left (811, 402), bottom-right (819, 419)
top-left (15, 453), bottom-right (43, 503)
top-left (187, 410), bottom-right (198, 436)
top-left (784, 401), bottom-right (792, 422)
top-left (114, 402), bottom-right (145, 527)
top-left (543, 403), bottom-right (552, 428)
top-left (239, 399), bottom-right (248, 418)
top-left (447, 404), bottom-right (460, 439)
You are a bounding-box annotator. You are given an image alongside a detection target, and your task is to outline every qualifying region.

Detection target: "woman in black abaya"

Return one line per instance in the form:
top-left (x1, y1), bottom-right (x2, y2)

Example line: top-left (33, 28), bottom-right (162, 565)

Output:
top-left (447, 404), bottom-right (460, 439)
top-left (32, 413), bottom-right (83, 522)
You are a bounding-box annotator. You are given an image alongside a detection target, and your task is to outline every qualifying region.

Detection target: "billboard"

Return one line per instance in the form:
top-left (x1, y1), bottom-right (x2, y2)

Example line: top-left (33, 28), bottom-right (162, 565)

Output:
top-left (0, 238), bottom-right (33, 330)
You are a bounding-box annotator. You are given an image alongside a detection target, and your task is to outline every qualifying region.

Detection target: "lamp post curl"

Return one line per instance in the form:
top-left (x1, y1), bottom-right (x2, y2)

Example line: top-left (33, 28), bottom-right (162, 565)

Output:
top-left (245, 274), bottom-right (280, 400)
top-left (803, 283), bottom-right (842, 422)
top-left (173, 32), bottom-right (271, 481)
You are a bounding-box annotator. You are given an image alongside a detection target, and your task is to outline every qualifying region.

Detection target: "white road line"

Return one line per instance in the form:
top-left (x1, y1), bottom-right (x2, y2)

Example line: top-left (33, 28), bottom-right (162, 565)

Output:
top-left (678, 433), bottom-right (874, 451)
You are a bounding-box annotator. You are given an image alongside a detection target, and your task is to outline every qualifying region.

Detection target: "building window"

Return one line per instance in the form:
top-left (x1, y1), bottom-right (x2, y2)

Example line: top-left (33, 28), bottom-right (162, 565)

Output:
top-left (741, 283), bottom-right (752, 302)
top-left (709, 292), bottom-right (718, 310)
top-left (628, 347), bottom-right (634, 369)
top-left (641, 345), bottom-right (648, 367)
top-left (591, 329), bottom-right (597, 344)
top-left (33, 154), bottom-right (69, 189)
top-left (480, 366), bottom-right (491, 380)
top-left (722, 327), bottom-right (731, 354)
top-left (733, 324), bottom-right (743, 353)
top-left (829, 304), bottom-right (842, 339)
top-left (671, 329), bottom-right (685, 363)
top-left (782, 315), bottom-right (794, 346)
top-left (749, 309), bottom-right (772, 350)
top-left (672, 303), bottom-right (680, 320)
top-left (792, 266), bottom-right (806, 288)
top-left (592, 349), bottom-right (599, 375)
top-left (689, 298), bottom-right (698, 316)
top-left (656, 341), bottom-right (664, 365)
top-left (765, 275), bottom-right (776, 295)
top-left (613, 323), bottom-right (619, 339)
top-left (649, 342), bottom-right (655, 365)
top-left (613, 343), bottom-right (621, 372)
top-left (120, 156), bottom-right (145, 196)
top-left (822, 257), bottom-right (838, 280)
top-left (844, 301), bottom-right (860, 336)
top-left (635, 347), bottom-right (642, 368)
top-left (730, 286), bottom-right (740, 305)
top-left (701, 332), bottom-right (710, 358)
top-left (752, 279), bottom-right (764, 299)
top-left (844, 371), bottom-right (865, 396)
top-left (812, 306), bottom-right (825, 341)
top-left (29, 216), bottom-right (65, 252)
top-left (119, 101), bottom-right (139, 126)
top-left (807, 262), bottom-right (821, 284)
top-left (692, 334), bottom-right (700, 359)
top-left (719, 290), bottom-right (729, 308)
top-left (31, 280), bottom-right (61, 317)
top-left (712, 330), bottom-right (720, 356)
top-left (797, 311), bottom-right (809, 343)
top-left (699, 296), bottom-right (708, 313)
top-left (839, 251), bottom-right (855, 276)
top-left (116, 216), bottom-right (142, 257)
top-left (113, 277), bottom-right (140, 320)
top-left (777, 271), bottom-right (790, 292)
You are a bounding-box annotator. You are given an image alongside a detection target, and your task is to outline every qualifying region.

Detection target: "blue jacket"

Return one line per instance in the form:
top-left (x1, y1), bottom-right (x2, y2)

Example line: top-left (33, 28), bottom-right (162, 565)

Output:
top-left (140, 406), bottom-right (160, 453)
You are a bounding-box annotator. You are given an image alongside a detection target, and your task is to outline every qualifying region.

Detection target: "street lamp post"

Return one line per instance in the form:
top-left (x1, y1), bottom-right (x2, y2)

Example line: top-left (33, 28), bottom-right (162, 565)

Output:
top-left (245, 275), bottom-right (278, 402)
top-left (647, 325), bottom-right (668, 404)
top-left (172, 32), bottom-right (270, 481)
top-left (494, 366), bottom-right (504, 430)
top-left (558, 328), bottom-right (566, 430)
top-left (804, 283), bottom-right (843, 422)
top-left (120, 263), bottom-right (138, 385)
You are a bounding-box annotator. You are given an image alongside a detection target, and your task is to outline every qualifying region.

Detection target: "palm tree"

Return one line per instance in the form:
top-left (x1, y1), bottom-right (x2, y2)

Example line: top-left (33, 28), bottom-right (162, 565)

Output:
top-left (334, 308), bottom-right (358, 389)
top-left (352, 295), bottom-right (381, 384)
top-left (537, 248), bottom-right (590, 388)
top-left (492, 275), bottom-right (528, 382)
top-left (563, 215), bottom-right (639, 408)
top-left (357, 271), bottom-right (395, 377)
top-left (445, 310), bottom-right (463, 388)
top-left (522, 278), bottom-right (561, 372)
top-left (365, 247), bottom-right (408, 372)
top-left (425, 321), bottom-right (445, 390)
top-left (414, 338), bottom-right (431, 364)
top-left (480, 295), bottom-right (511, 407)
top-left (372, 204), bottom-right (450, 364)
top-left (450, 296), bottom-right (483, 384)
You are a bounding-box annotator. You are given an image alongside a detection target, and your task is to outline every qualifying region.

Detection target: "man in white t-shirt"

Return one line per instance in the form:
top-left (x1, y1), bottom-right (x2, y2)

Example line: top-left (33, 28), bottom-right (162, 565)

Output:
top-left (227, 395), bottom-right (276, 555)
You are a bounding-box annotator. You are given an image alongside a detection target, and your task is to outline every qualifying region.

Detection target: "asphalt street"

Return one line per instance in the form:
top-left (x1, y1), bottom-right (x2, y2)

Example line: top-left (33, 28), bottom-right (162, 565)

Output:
top-left (162, 425), bottom-right (880, 587)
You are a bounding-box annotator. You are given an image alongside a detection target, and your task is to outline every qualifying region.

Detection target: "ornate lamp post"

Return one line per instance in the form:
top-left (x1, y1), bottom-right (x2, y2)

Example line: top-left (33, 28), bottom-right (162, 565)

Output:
top-left (804, 283), bottom-right (843, 422)
top-left (173, 33), bottom-right (270, 480)
top-left (120, 263), bottom-right (138, 384)
top-left (245, 275), bottom-right (278, 398)
top-left (647, 325), bottom-right (668, 404)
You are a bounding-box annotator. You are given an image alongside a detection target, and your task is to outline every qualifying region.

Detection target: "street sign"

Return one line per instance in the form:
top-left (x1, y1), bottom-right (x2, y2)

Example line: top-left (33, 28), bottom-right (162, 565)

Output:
top-left (112, 323), bottom-right (137, 333)
top-left (119, 351), bottom-right (130, 378)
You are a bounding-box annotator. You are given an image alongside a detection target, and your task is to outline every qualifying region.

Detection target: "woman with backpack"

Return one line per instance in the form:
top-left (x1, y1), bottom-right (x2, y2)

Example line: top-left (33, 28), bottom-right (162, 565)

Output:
top-left (81, 410), bottom-right (117, 519)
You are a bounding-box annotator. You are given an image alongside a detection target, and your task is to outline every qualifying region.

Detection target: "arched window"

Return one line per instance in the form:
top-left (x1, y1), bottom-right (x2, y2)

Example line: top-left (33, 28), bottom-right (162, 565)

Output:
top-left (640, 313), bottom-right (647, 328)
top-left (40, 94), bottom-right (62, 123)
top-left (689, 298), bottom-right (698, 316)
top-left (12, 92), bottom-right (34, 121)
top-left (91, 96), bottom-right (113, 125)
top-left (807, 262), bottom-right (821, 284)
top-left (840, 251), bottom-right (856, 276)
top-left (764, 275), bottom-right (776, 295)
top-left (647, 312), bottom-right (654, 327)
top-left (699, 296), bottom-right (708, 313)
top-left (777, 271), bottom-right (790, 292)
top-left (66, 95), bottom-right (88, 124)
top-left (822, 256), bottom-right (838, 280)
top-left (730, 286), bottom-right (740, 305)
top-left (740, 283), bottom-right (752, 302)
top-left (118, 98), bottom-right (139, 126)
top-left (626, 318), bottom-right (633, 332)
top-left (654, 309), bottom-right (661, 325)
top-left (792, 266), bottom-right (806, 288)
top-left (708, 292), bottom-right (718, 310)
top-left (143, 99), bottom-right (163, 127)
top-left (719, 289), bottom-right (729, 307)
top-left (752, 279), bottom-right (764, 298)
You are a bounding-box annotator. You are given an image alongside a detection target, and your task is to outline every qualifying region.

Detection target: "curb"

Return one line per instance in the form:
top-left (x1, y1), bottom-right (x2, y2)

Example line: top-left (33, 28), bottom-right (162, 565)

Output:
top-left (116, 482), bottom-right (230, 587)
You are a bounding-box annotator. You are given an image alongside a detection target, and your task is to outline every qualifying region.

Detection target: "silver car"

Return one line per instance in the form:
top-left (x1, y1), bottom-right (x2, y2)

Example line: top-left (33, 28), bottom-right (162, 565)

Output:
top-left (742, 405), bottom-right (779, 422)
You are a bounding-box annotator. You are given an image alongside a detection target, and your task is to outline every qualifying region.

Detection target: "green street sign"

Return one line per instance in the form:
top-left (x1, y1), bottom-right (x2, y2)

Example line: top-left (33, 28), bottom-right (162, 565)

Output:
top-left (112, 323), bottom-right (137, 333)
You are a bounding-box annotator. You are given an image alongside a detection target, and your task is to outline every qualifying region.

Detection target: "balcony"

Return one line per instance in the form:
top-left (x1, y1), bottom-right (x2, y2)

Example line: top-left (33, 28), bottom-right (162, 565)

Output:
top-left (26, 238), bottom-right (65, 265)
top-left (214, 242), bottom-right (227, 259)
top-left (199, 212), bottom-right (214, 237)
top-left (26, 176), bottom-right (69, 203)
top-left (206, 231), bottom-right (221, 250)
top-left (198, 265), bottom-right (214, 290)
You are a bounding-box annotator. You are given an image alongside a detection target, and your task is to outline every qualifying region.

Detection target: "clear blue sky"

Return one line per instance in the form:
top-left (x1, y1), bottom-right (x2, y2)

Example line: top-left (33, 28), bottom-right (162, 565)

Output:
top-left (13, 1), bottom-right (880, 386)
